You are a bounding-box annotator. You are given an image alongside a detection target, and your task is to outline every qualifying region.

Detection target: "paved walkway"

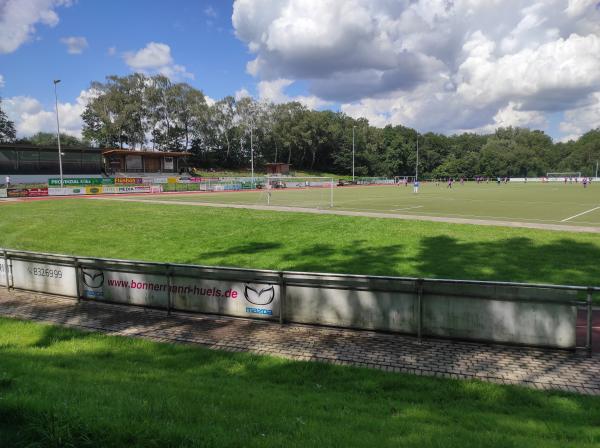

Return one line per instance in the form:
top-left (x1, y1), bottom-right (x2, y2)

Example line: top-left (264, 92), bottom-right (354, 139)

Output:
top-left (91, 196), bottom-right (600, 233)
top-left (1, 288), bottom-right (599, 395)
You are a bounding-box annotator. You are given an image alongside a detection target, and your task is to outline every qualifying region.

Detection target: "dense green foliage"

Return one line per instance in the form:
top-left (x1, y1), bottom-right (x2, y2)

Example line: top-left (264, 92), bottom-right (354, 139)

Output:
top-left (2, 73), bottom-right (600, 176)
top-left (1, 317), bottom-right (599, 447)
top-left (1, 198), bottom-right (600, 288)
top-left (0, 98), bottom-right (16, 143)
top-left (79, 73), bottom-right (600, 177)
top-left (15, 131), bottom-right (90, 147)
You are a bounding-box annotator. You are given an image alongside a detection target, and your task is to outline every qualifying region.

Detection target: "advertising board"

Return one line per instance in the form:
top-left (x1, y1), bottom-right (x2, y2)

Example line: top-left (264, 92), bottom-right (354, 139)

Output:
top-left (48, 187), bottom-right (87, 196)
top-left (85, 186), bottom-right (104, 195)
top-left (80, 266), bottom-right (280, 319)
top-left (0, 189), bottom-right (6, 198)
top-left (0, 258), bottom-right (7, 286)
top-left (102, 185), bottom-right (152, 194)
top-left (114, 178), bottom-right (144, 185)
top-left (48, 178), bottom-right (107, 186)
top-left (10, 259), bottom-right (78, 296)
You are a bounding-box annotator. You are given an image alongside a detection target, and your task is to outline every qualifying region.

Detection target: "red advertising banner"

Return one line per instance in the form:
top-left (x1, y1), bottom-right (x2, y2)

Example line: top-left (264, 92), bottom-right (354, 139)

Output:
top-left (26, 188), bottom-right (49, 197)
top-left (7, 188), bottom-right (49, 198)
top-left (114, 177), bottom-right (144, 185)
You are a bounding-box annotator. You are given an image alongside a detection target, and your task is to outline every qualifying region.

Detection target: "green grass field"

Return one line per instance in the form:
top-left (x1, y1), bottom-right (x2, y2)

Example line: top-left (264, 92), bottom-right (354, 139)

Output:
top-left (1, 317), bottom-right (599, 448)
top-left (143, 182), bottom-right (600, 226)
top-left (1, 198), bottom-right (600, 289)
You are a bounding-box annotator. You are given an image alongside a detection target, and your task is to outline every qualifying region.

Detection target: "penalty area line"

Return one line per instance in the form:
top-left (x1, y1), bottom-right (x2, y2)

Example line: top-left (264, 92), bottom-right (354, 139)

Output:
top-left (561, 206), bottom-right (600, 222)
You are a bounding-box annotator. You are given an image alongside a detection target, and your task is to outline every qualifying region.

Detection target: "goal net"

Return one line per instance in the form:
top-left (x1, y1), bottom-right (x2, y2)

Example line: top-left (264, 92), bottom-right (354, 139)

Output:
top-left (547, 172), bottom-right (581, 180)
top-left (262, 176), bottom-right (334, 208)
top-left (394, 176), bottom-right (416, 184)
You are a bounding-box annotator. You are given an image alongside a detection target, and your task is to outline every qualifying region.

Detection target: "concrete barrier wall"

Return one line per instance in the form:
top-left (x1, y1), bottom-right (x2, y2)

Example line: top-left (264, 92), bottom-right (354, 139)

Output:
top-left (0, 249), bottom-right (588, 349)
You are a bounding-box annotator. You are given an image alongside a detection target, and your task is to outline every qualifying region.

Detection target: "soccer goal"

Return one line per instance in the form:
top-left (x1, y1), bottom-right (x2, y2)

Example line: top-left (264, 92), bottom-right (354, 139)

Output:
top-left (394, 176), bottom-right (416, 184)
top-left (263, 176), bottom-right (334, 208)
top-left (547, 172), bottom-right (581, 180)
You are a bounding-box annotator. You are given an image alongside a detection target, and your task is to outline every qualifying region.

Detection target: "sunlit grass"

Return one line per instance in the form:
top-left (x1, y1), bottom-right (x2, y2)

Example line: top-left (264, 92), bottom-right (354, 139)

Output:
top-left (1, 317), bottom-right (599, 447)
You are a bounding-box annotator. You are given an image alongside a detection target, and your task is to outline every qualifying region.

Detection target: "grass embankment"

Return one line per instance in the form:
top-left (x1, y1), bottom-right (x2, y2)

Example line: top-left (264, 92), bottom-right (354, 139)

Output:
top-left (0, 317), bottom-right (599, 447)
top-left (1, 199), bottom-right (600, 288)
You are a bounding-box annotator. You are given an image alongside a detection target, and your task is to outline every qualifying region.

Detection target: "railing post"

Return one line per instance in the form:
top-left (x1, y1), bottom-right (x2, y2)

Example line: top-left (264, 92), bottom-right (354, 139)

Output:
top-left (587, 288), bottom-right (593, 358)
top-left (167, 266), bottom-right (173, 315)
top-left (74, 258), bottom-right (82, 303)
top-left (279, 272), bottom-right (286, 325)
top-left (417, 278), bottom-right (424, 343)
top-left (3, 250), bottom-right (10, 291)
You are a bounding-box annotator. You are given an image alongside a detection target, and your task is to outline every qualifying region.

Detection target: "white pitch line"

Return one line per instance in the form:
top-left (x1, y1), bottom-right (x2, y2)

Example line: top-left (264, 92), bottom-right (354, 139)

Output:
top-left (561, 206), bottom-right (600, 222)
top-left (392, 205), bottom-right (424, 211)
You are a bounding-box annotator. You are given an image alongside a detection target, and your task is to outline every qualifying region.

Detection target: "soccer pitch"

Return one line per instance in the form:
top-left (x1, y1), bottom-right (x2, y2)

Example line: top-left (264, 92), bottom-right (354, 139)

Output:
top-left (135, 182), bottom-right (600, 228)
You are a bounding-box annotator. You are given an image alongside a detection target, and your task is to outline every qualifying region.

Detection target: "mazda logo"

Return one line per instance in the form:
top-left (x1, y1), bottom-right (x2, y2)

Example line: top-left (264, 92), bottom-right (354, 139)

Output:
top-left (244, 285), bottom-right (274, 305)
top-left (81, 268), bottom-right (104, 288)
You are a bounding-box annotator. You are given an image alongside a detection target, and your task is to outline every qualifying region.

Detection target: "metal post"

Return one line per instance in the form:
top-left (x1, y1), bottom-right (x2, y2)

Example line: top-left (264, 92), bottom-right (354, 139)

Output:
top-left (279, 272), bottom-right (286, 325)
top-left (74, 259), bottom-right (81, 303)
top-left (250, 125), bottom-right (254, 186)
top-left (53, 80), bottom-right (64, 188)
top-left (596, 161), bottom-right (598, 179)
top-left (3, 251), bottom-right (10, 291)
top-left (330, 177), bottom-right (333, 208)
top-left (417, 278), bottom-right (423, 343)
top-left (415, 133), bottom-right (419, 182)
top-left (352, 126), bottom-right (356, 181)
top-left (167, 267), bottom-right (173, 315)
top-left (587, 288), bottom-right (593, 357)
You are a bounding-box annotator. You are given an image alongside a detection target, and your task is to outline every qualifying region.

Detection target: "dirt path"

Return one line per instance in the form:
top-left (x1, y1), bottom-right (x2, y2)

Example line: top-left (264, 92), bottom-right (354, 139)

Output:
top-left (90, 196), bottom-right (600, 233)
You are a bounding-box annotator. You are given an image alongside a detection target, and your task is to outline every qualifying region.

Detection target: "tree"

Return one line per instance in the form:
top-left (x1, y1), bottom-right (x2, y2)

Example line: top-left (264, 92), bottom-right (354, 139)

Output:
top-left (0, 98), bottom-right (16, 143)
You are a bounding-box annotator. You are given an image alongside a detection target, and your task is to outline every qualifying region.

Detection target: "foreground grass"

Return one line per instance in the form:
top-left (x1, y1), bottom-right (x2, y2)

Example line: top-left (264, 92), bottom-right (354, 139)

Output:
top-left (1, 199), bottom-right (600, 288)
top-left (0, 317), bottom-right (598, 447)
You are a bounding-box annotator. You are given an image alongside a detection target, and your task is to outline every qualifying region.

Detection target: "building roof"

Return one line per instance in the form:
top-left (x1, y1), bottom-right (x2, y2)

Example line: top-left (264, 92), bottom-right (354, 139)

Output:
top-left (0, 143), bottom-right (103, 153)
top-left (101, 149), bottom-right (189, 157)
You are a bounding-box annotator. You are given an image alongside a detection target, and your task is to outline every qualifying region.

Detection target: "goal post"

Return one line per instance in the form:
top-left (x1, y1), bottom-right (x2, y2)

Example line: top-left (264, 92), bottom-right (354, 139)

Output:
top-left (264, 176), bottom-right (334, 208)
top-left (547, 172), bottom-right (581, 179)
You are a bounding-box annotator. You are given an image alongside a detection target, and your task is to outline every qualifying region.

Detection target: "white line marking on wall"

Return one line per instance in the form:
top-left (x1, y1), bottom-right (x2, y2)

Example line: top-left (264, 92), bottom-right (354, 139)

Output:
top-left (561, 206), bottom-right (600, 222)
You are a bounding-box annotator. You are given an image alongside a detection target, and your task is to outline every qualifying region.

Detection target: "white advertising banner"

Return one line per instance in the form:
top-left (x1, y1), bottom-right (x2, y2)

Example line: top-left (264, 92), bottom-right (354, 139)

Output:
top-left (102, 185), bottom-right (152, 194)
top-left (11, 259), bottom-right (78, 296)
top-left (48, 187), bottom-right (87, 196)
top-left (0, 189), bottom-right (7, 198)
top-left (80, 267), bottom-right (280, 319)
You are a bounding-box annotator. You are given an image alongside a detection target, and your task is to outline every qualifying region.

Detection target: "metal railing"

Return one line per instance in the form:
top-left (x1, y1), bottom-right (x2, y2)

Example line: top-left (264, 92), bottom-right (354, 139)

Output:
top-left (0, 248), bottom-right (596, 355)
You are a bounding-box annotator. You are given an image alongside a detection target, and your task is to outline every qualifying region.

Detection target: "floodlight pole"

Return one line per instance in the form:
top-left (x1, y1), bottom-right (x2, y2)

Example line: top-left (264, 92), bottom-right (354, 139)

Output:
top-left (53, 79), bottom-right (64, 188)
top-left (250, 125), bottom-right (254, 185)
top-left (352, 125), bottom-right (356, 181)
top-left (415, 132), bottom-right (419, 182)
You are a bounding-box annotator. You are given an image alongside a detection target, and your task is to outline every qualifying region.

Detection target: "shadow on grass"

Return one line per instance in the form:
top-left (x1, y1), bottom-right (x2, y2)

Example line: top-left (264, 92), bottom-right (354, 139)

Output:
top-left (414, 235), bottom-right (600, 286)
top-left (0, 320), bottom-right (599, 447)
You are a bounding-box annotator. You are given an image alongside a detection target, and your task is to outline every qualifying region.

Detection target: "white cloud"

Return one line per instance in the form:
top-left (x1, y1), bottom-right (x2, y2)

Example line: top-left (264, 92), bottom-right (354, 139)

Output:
top-left (258, 79), bottom-right (331, 109)
top-left (559, 92), bottom-right (600, 138)
top-left (0, 74), bottom-right (4, 88)
top-left (0, 0), bottom-right (72, 54)
top-left (123, 42), bottom-right (194, 80)
top-left (233, 0), bottom-right (600, 138)
top-left (60, 36), bottom-right (88, 54)
top-left (107, 46), bottom-right (117, 56)
top-left (3, 89), bottom-right (95, 138)
top-left (235, 88), bottom-right (251, 101)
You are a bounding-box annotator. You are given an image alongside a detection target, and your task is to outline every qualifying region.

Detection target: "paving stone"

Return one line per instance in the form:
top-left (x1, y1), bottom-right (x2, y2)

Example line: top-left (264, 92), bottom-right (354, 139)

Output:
top-left (0, 288), bottom-right (598, 396)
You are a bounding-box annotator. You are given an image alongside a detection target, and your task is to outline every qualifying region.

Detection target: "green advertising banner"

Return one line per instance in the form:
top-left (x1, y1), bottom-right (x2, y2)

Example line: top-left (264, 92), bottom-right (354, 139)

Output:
top-left (48, 178), bottom-right (115, 186)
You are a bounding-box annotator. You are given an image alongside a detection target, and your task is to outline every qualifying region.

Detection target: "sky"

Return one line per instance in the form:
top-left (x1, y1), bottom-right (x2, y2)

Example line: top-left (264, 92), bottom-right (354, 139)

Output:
top-left (1, 0), bottom-right (599, 142)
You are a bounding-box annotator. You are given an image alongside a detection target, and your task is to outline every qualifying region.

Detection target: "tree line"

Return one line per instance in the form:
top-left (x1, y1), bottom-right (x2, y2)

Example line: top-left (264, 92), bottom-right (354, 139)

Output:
top-left (1, 73), bottom-right (600, 177)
